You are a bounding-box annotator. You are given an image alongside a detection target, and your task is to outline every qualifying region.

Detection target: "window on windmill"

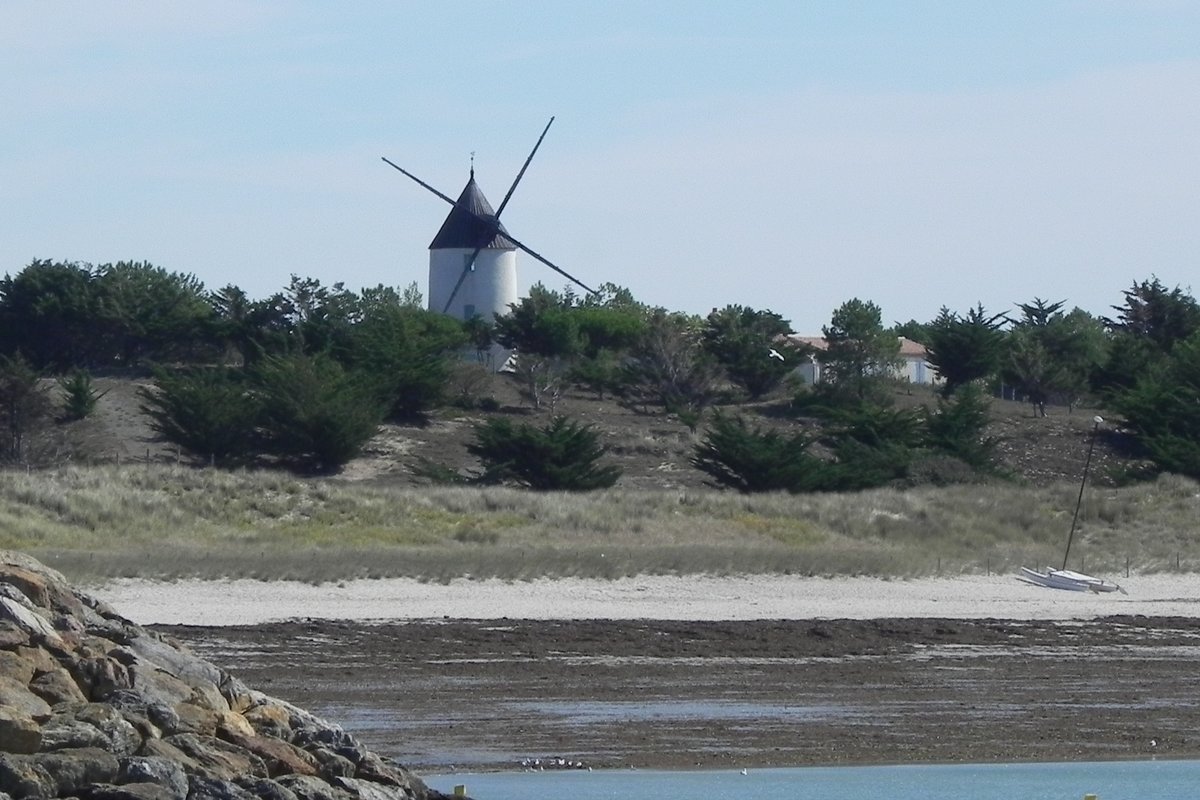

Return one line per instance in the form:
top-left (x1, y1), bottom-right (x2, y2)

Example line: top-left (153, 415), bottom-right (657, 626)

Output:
top-left (464, 304), bottom-right (476, 319)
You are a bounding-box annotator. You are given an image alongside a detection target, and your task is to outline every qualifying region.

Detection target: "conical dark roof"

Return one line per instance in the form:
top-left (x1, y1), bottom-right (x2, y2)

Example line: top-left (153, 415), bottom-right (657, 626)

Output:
top-left (429, 172), bottom-right (518, 250)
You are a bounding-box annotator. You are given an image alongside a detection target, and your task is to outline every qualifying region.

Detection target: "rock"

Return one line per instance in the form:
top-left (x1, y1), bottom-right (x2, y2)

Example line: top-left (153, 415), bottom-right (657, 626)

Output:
top-left (37, 719), bottom-right (109, 752)
top-left (218, 675), bottom-right (258, 714)
top-left (0, 710), bottom-right (40, 755)
top-left (0, 568), bottom-right (51, 611)
top-left (275, 775), bottom-right (349, 800)
top-left (105, 688), bottom-right (179, 735)
top-left (28, 665), bottom-right (88, 705)
top-left (0, 621), bottom-right (28, 648)
top-left (0, 650), bottom-right (35, 685)
top-left (313, 749), bottom-right (356, 780)
top-left (0, 598), bottom-right (60, 649)
top-left (29, 748), bottom-right (119, 796)
top-left (233, 778), bottom-right (299, 800)
top-left (171, 701), bottom-right (220, 736)
top-left (77, 783), bottom-right (178, 800)
top-left (54, 703), bottom-right (144, 756)
top-left (0, 552), bottom-right (454, 800)
top-left (0, 678), bottom-right (51, 723)
top-left (332, 777), bottom-right (415, 800)
top-left (136, 739), bottom-right (202, 774)
top-left (0, 753), bottom-right (54, 799)
top-left (117, 756), bottom-right (189, 800)
top-left (124, 634), bottom-right (224, 691)
top-left (161, 734), bottom-right (269, 781)
top-left (218, 731), bottom-right (319, 778)
top-left (242, 703), bottom-right (292, 740)
top-left (184, 776), bottom-right (260, 800)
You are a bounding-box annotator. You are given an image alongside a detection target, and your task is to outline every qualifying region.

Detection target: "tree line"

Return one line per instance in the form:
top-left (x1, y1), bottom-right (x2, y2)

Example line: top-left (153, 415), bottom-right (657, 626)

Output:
top-left (0, 259), bottom-right (1196, 487)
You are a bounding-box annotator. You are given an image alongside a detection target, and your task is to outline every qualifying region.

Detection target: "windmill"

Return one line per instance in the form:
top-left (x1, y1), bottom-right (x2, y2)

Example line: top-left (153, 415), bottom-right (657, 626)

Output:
top-left (381, 117), bottom-right (596, 321)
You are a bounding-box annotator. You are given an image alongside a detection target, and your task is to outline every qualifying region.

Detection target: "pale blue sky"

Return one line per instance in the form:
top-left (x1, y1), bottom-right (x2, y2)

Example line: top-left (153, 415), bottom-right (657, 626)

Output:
top-left (2, 2), bottom-right (1198, 332)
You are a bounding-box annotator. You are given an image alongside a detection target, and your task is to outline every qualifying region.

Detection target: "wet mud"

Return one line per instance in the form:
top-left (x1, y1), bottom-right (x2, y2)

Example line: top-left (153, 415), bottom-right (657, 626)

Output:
top-left (156, 616), bottom-right (1200, 772)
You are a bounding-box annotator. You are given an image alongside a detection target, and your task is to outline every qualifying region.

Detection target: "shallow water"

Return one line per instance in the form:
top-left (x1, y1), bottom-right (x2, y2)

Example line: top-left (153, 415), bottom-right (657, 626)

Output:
top-left (426, 759), bottom-right (1199, 800)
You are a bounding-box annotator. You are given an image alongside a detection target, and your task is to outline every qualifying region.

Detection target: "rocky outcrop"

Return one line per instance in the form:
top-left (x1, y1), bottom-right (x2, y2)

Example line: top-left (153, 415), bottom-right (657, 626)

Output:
top-left (0, 552), bottom-right (457, 800)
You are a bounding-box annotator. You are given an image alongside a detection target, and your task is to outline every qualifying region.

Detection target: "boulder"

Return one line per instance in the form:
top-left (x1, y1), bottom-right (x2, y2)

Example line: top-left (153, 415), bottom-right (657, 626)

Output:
top-left (29, 748), bottom-right (119, 796)
top-left (28, 665), bottom-right (88, 706)
top-left (117, 756), bottom-right (189, 800)
top-left (0, 753), bottom-right (54, 799)
top-left (0, 678), bottom-right (51, 722)
top-left (0, 552), bottom-right (455, 800)
top-left (0, 711), bottom-right (40, 755)
top-left (54, 703), bottom-right (144, 756)
top-left (77, 783), bottom-right (179, 800)
top-left (161, 733), bottom-right (270, 781)
top-left (274, 775), bottom-right (349, 800)
top-left (0, 650), bottom-right (35, 685)
top-left (37, 719), bottom-right (109, 752)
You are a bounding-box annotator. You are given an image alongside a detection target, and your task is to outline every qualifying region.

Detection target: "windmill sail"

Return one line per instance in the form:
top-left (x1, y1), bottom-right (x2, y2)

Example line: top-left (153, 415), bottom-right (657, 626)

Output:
top-left (381, 116), bottom-right (595, 319)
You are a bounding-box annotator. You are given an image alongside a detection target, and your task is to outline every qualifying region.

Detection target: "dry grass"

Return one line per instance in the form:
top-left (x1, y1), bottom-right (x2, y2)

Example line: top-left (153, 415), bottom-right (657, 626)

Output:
top-left (3, 464), bottom-right (1197, 585)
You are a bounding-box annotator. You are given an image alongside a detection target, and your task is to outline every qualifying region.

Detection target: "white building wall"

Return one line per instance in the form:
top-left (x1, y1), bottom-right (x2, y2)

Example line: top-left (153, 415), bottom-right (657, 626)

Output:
top-left (428, 247), bottom-right (518, 322)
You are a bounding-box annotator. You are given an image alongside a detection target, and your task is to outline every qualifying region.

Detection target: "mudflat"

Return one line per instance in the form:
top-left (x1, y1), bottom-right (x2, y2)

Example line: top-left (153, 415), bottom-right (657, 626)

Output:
top-left (157, 615), bottom-right (1200, 773)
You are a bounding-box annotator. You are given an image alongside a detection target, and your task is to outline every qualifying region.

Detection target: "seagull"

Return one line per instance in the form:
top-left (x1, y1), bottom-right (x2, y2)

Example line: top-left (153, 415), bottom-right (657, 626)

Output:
top-left (768, 348), bottom-right (784, 361)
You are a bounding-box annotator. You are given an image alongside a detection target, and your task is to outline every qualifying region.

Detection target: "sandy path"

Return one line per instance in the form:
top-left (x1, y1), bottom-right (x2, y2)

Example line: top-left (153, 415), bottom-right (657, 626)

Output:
top-left (90, 573), bottom-right (1200, 626)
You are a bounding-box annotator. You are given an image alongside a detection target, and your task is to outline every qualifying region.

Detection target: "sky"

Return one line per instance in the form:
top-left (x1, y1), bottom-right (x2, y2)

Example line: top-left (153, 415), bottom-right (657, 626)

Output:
top-left (2, 2), bottom-right (1198, 333)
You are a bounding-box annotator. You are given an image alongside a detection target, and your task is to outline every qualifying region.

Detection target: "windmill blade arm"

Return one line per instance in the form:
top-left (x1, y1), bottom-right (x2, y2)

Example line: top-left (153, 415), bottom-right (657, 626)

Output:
top-left (503, 232), bottom-right (596, 296)
top-left (494, 116), bottom-right (554, 219)
top-left (441, 245), bottom-right (486, 314)
top-left (380, 157), bottom-right (459, 207)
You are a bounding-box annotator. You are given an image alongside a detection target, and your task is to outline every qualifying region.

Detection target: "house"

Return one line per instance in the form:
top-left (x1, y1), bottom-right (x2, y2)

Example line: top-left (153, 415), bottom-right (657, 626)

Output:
top-left (787, 335), bottom-right (937, 386)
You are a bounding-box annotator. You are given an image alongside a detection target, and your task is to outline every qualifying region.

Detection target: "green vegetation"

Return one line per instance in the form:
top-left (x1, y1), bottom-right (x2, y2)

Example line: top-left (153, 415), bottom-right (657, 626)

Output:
top-left (693, 390), bottom-right (996, 494)
top-left (701, 304), bottom-right (803, 399)
top-left (924, 304), bottom-right (1008, 397)
top-left (0, 257), bottom-right (1198, 493)
top-left (2, 464), bottom-right (1195, 584)
top-left (465, 415), bottom-right (621, 490)
top-left (820, 298), bottom-right (901, 402)
top-left (0, 354), bottom-right (52, 463)
top-left (691, 411), bottom-right (826, 492)
top-left (57, 369), bottom-right (106, 421)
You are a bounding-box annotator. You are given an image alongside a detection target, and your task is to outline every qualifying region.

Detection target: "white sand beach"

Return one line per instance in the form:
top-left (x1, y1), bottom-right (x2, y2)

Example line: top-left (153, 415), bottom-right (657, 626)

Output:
top-left (90, 572), bottom-right (1200, 626)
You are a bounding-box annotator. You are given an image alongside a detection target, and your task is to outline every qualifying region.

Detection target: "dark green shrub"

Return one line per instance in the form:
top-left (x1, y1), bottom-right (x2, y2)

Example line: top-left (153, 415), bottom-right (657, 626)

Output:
top-left (1109, 331), bottom-right (1200, 478)
top-left (0, 354), bottom-right (52, 462)
top-left (345, 304), bottom-right (465, 420)
top-left (691, 411), bottom-right (829, 493)
top-left (139, 366), bottom-right (260, 465)
top-left (924, 383), bottom-right (997, 469)
top-left (252, 352), bottom-right (386, 473)
top-left (701, 305), bottom-right (801, 399)
top-left (466, 415), bottom-right (621, 491)
top-left (58, 370), bottom-right (107, 421)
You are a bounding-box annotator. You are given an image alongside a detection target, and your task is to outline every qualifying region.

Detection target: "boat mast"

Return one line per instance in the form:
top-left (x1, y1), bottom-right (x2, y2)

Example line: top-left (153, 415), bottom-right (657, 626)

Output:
top-left (1062, 416), bottom-right (1103, 571)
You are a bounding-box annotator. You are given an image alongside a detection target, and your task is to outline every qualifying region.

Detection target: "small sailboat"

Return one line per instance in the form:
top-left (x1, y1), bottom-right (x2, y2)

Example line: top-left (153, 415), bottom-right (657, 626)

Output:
top-left (1017, 416), bottom-right (1126, 594)
top-left (1017, 566), bottom-right (1123, 593)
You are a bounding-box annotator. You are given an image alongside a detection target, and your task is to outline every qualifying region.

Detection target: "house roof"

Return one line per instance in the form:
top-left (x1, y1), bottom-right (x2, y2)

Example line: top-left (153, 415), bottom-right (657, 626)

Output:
top-left (788, 335), bottom-right (929, 359)
top-left (429, 172), bottom-right (518, 250)
top-left (897, 336), bottom-right (928, 357)
top-left (789, 335), bottom-right (828, 351)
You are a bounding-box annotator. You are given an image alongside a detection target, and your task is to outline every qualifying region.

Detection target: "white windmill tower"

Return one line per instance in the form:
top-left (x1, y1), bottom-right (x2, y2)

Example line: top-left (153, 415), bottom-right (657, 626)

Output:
top-left (425, 165), bottom-right (519, 322)
top-left (382, 117), bottom-right (595, 326)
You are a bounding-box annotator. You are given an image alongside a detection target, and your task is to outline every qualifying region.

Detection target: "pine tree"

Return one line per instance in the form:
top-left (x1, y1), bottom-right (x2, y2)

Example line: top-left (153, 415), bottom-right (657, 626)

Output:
top-left (467, 416), bottom-right (621, 491)
top-left (139, 366), bottom-right (260, 465)
top-left (691, 411), bottom-right (828, 492)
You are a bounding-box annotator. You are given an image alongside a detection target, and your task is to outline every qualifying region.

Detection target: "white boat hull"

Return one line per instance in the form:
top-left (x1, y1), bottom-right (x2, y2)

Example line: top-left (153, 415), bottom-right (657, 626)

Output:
top-left (1019, 567), bottom-right (1124, 594)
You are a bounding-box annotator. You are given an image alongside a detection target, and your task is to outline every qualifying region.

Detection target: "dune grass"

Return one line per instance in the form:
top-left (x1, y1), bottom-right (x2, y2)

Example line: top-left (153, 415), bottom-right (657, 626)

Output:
top-left (1, 464), bottom-right (1196, 585)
